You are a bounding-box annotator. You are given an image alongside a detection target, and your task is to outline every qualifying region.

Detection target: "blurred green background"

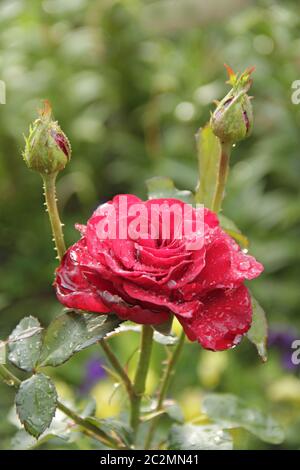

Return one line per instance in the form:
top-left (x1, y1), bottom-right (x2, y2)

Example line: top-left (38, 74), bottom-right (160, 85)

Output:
top-left (1, 0), bottom-right (300, 450)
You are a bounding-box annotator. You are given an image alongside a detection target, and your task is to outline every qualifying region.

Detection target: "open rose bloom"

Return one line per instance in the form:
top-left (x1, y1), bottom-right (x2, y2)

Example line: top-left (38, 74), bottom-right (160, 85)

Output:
top-left (54, 195), bottom-right (263, 351)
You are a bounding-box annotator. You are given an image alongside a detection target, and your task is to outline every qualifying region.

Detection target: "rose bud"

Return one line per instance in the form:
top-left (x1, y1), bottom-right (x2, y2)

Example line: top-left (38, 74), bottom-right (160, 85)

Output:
top-left (23, 100), bottom-right (71, 175)
top-left (210, 65), bottom-right (254, 144)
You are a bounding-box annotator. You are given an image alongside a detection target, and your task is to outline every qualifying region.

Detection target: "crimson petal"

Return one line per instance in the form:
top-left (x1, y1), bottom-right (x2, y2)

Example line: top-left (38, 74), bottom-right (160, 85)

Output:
top-left (178, 285), bottom-right (252, 351)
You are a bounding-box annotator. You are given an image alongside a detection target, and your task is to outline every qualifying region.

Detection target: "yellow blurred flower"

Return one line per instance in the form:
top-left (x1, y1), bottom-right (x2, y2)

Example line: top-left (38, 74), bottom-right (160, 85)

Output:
top-left (91, 380), bottom-right (122, 418)
top-left (267, 376), bottom-right (300, 404)
top-left (198, 350), bottom-right (228, 388)
top-left (178, 388), bottom-right (203, 421)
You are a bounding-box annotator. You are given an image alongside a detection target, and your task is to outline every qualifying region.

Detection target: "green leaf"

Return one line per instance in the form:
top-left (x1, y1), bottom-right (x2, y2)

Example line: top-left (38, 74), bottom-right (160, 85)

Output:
top-left (107, 323), bottom-right (178, 346)
top-left (146, 176), bottom-right (194, 204)
top-left (164, 400), bottom-right (184, 423)
top-left (195, 124), bottom-right (222, 209)
top-left (8, 316), bottom-right (43, 372)
top-left (247, 296), bottom-right (268, 362)
top-left (38, 311), bottom-right (122, 367)
top-left (86, 417), bottom-right (133, 447)
top-left (202, 393), bottom-right (284, 445)
top-left (15, 373), bottom-right (57, 438)
top-left (218, 214), bottom-right (249, 249)
top-left (169, 423), bottom-right (233, 450)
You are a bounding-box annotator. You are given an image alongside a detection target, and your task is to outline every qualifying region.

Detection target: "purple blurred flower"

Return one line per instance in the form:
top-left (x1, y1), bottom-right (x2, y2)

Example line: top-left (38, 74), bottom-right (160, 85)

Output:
top-left (79, 357), bottom-right (106, 394)
top-left (268, 326), bottom-right (300, 371)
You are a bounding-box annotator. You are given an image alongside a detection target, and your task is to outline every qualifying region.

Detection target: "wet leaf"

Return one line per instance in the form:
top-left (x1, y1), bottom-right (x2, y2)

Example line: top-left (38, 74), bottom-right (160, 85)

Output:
top-left (219, 214), bottom-right (249, 249)
top-left (247, 295), bottom-right (268, 362)
top-left (15, 373), bottom-right (57, 438)
top-left (169, 423), bottom-right (233, 450)
top-left (8, 316), bottom-right (43, 372)
top-left (164, 400), bottom-right (184, 423)
top-left (195, 124), bottom-right (222, 209)
top-left (202, 393), bottom-right (284, 444)
top-left (146, 176), bottom-right (194, 204)
top-left (38, 311), bottom-right (122, 367)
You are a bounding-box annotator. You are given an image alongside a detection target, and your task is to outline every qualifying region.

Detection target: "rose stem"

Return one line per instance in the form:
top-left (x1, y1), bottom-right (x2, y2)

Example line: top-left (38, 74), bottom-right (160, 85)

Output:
top-left (130, 325), bottom-right (154, 440)
top-left (42, 172), bottom-right (66, 261)
top-left (211, 141), bottom-right (232, 214)
top-left (0, 364), bottom-right (120, 449)
top-left (99, 338), bottom-right (136, 402)
top-left (142, 139), bottom-right (232, 449)
top-left (144, 330), bottom-right (185, 449)
top-left (56, 400), bottom-right (119, 448)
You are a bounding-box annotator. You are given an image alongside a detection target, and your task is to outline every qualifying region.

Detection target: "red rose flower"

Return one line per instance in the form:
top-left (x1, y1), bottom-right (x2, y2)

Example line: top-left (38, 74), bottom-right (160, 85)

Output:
top-left (54, 195), bottom-right (263, 351)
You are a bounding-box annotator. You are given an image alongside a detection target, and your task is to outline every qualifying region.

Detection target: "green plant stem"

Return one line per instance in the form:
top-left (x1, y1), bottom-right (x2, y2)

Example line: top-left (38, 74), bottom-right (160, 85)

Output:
top-left (0, 364), bottom-right (21, 387)
top-left (0, 364), bottom-right (119, 448)
top-left (144, 330), bottom-right (185, 449)
top-left (42, 172), bottom-right (66, 260)
top-left (211, 141), bottom-right (232, 214)
top-left (56, 400), bottom-right (118, 448)
top-left (99, 339), bottom-right (136, 402)
top-left (130, 325), bottom-right (153, 439)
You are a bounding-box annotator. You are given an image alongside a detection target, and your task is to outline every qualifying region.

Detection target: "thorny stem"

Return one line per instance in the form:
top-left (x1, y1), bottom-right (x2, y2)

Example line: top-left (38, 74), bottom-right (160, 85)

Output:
top-left (130, 325), bottom-right (154, 441)
top-left (144, 330), bottom-right (185, 449)
top-left (40, 174), bottom-right (121, 447)
top-left (99, 339), bottom-right (136, 402)
top-left (0, 364), bottom-right (120, 448)
top-left (42, 172), bottom-right (66, 261)
top-left (211, 141), bottom-right (232, 214)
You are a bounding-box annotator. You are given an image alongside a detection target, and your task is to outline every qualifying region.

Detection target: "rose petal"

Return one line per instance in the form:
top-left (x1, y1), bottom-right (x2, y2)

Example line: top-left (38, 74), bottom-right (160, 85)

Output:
top-left (54, 195), bottom-right (263, 344)
top-left (122, 281), bottom-right (201, 318)
top-left (178, 285), bottom-right (252, 351)
top-left (54, 239), bottom-right (110, 314)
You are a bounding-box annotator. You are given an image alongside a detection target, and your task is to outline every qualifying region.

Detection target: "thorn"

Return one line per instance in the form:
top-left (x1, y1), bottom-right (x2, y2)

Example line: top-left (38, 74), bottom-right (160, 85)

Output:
top-left (213, 100), bottom-right (220, 106)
